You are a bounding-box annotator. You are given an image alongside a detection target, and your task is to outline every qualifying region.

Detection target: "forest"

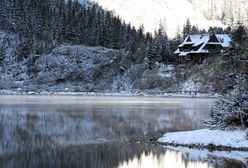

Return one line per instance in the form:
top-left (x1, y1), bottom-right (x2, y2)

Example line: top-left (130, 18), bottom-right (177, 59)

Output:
top-left (0, 0), bottom-right (154, 60)
top-left (0, 0), bottom-right (235, 66)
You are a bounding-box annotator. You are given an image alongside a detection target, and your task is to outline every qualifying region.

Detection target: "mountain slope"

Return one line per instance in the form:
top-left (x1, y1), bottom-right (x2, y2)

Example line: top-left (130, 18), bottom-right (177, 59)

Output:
top-left (87, 0), bottom-right (248, 38)
top-left (190, 0), bottom-right (248, 27)
top-left (88, 0), bottom-right (225, 38)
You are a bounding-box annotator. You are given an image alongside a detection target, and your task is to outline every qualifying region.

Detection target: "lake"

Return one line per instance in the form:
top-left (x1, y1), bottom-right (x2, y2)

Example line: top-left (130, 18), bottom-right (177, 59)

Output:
top-left (0, 95), bottom-right (245, 168)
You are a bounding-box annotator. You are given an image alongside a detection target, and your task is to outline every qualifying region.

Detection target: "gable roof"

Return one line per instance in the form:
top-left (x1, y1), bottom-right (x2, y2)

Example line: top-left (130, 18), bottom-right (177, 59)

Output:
top-left (175, 34), bottom-right (231, 57)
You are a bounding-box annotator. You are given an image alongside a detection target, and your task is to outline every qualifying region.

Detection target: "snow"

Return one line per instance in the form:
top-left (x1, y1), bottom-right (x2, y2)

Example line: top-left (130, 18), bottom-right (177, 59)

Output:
top-left (179, 52), bottom-right (190, 56)
top-left (65, 0), bottom-right (89, 5)
top-left (0, 89), bottom-right (220, 98)
top-left (175, 34), bottom-right (231, 56)
top-left (159, 64), bottom-right (175, 78)
top-left (188, 35), bottom-right (209, 46)
top-left (216, 34), bottom-right (231, 48)
top-left (181, 79), bottom-right (201, 92)
top-left (174, 49), bottom-right (180, 54)
top-left (167, 146), bottom-right (248, 164)
top-left (88, 0), bottom-right (225, 38)
top-left (158, 129), bottom-right (248, 149)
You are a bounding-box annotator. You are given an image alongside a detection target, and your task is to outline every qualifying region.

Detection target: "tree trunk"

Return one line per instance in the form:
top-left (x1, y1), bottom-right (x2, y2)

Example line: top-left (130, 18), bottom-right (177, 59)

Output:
top-left (237, 50), bottom-right (245, 130)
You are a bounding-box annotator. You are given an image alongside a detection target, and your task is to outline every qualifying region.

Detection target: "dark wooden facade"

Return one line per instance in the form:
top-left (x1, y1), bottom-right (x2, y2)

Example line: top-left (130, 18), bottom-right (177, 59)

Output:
top-left (174, 34), bottom-right (230, 64)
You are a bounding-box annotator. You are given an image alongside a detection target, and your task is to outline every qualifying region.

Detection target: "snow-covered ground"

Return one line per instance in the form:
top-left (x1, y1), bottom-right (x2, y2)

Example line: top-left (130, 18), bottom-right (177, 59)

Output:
top-left (158, 129), bottom-right (248, 165)
top-left (158, 129), bottom-right (248, 150)
top-left (0, 30), bottom-right (224, 95)
top-left (0, 89), bottom-right (220, 98)
top-left (166, 146), bottom-right (248, 165)
top-left (88, 0), bottom-right (225, 38)
top-left (181, 79), bottom-right (201, 92)
top-left (159, 64), bottom-right (175, 78)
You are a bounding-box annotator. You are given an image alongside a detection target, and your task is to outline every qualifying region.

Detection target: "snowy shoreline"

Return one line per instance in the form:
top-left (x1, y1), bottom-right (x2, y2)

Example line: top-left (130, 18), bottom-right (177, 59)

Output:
top-left (158, 129), bottom-right (248, 151)
top-left (0, 89), bottom-right (220, 98)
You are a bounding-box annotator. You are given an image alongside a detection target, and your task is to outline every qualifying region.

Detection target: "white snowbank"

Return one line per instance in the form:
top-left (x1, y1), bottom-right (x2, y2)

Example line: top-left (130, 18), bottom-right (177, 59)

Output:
top-left (158, 129), bottom-right (248, 149)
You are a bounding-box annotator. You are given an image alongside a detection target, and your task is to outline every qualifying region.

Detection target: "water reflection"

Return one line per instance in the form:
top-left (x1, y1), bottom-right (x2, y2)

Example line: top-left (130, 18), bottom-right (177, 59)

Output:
top-left (0, 96), bottom-right (214, 146)
top-left (117, 148), bottom-right (212, 168)
top-left (0, 142), bottom-right (215, 168)
top-left (0, 95), bottom-right (218, 167)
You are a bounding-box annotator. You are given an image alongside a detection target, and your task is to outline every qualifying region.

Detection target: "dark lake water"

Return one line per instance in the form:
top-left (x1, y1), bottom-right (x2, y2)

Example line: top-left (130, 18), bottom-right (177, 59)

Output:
top-left (0, 95), bottom-right (245, 168)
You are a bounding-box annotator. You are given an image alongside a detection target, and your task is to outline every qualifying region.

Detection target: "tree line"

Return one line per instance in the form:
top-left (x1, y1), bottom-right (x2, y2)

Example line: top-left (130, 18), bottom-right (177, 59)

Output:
top-left (146, 19), bottom-right (233, 69)
top-left (0, 0), bottom-right (242, 70)
top-left (0, 0), bottom-right (153, 61)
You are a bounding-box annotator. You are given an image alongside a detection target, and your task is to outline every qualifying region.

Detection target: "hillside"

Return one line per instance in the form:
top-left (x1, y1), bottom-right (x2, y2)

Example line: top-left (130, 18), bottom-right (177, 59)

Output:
top-left (87, 0), bottom-right (248, 38)
top-left (0, 0), bottom-right (246, 95)
top-left (0, 29), bottom-right (230, 95)
top-left (0, 30), bottom-right (174, 94)
top-left (190, 0), bottom-right (248, 27)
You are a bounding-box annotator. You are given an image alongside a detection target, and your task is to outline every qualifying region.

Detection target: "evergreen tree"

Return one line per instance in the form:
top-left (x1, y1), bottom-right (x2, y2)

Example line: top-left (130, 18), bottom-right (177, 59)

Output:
top-left (183, 19), bottom-right (192, 38)
top-left (153, 26), bottom-right (171, 63)
top-left (0, 0), bottom-right (150, 57)
top-left (205, 89), bottom-right (248, 129)
top-left (99, 25), bottom-right (110, 47)
top-left (205, 24), bottom-right (248, 130)
top-left (146, 45), bottom-right (156, 70)
top-left (0, 45), bottom-right (5, 65)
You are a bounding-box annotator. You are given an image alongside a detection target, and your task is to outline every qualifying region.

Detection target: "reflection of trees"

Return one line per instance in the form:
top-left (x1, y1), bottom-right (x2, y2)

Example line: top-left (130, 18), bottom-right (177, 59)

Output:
top-left (0, 143), bottom-right (209, 168)
top-left (207, 155), bottom-right (246, 168)
top-left (1, 142), bottom-right (240, 168)
top-left (0, 97), bottom-right (242, 168)
top-left (0, 99), bottom-right (211, 154)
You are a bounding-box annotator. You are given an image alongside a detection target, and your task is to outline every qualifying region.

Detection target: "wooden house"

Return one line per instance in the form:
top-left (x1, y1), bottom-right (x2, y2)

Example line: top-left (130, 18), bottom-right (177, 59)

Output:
top-left (174, 33), bottom-right (231, 63)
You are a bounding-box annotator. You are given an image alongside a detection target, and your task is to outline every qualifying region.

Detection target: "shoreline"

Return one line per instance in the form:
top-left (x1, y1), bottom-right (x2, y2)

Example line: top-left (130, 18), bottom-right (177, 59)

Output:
top-left (157, 141), bottom-right (248, 152)
top-left (0, 90), bottom-right (220, 98)
top-left (158, 129), bottom-right (248, 152)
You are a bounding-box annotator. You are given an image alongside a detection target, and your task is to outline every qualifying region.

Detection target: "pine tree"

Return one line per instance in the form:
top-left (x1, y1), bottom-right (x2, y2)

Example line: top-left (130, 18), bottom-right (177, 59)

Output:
top-left (205, 89), bottom-right (248, 129)
top-left (183, 19), bottom-right (192, 38)
top-left (153, 26), bottom-right (170, 63)
top-left (0, 0), bottom-right (149, 58)
top-left (232, 24), bottom-right (248, 129)
top-left (205, 24), bottom-right (248, 130)
top-left (111, 17), bottom-right (122, 49)
top-left (0, 45), bottom-right (5, 65)
top-left (146, 45), bottom-right (156, 70)
top-left (99, 25), bottom-right (110, 47)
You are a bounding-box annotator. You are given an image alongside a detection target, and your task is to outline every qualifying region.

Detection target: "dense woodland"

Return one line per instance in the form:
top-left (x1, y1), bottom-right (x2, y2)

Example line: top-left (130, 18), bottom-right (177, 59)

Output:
top-left (0, 0), bottom-right (153, 62)
top-left (0, 0), bottom-right (233, 66)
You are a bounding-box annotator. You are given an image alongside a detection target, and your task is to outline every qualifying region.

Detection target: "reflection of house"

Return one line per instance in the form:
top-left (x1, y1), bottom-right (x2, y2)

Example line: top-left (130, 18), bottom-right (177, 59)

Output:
top-left (174, 34), bottom-right (231, 63)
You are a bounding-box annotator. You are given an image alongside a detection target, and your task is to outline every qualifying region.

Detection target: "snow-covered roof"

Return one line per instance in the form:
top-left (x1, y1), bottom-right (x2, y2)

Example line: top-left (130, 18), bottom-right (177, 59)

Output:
top-left (178, 52), bottom-right (190, 56)
top-left (174, 48), bottom-right (180, 54)
top-left (174, 34), bottom-right (231, 57)
top-left (215, 34), bottom-right (231, 48)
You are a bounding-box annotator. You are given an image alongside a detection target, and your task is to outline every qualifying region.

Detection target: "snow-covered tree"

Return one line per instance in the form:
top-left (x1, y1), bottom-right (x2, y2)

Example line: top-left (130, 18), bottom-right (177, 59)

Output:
top-left (0, 45), bottom-right (5, 65)
top-left (205, 24), bottom-right (248, 130)
top-left (205, 88), bottom-right (248, 129)
top-left (183, 19), bottom-right (192, 38)
top-left (153, 24), bottom-right (171, 63)
top-left (146, 45), bottom-right (156, 70)
top-left (0, 0), bottom-right (150, 57)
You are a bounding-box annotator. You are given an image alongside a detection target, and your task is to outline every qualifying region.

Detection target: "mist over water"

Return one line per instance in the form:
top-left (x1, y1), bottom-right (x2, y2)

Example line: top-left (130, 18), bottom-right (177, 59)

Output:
top-left (0, 95), bottom-right (243, 168)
